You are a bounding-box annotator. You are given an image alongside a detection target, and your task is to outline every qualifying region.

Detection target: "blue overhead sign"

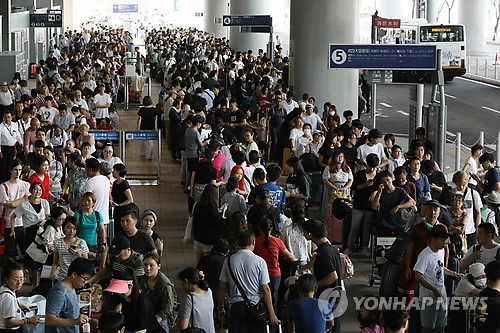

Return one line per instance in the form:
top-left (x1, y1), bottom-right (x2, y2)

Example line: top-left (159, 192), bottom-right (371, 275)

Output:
top-left (113, 4), bottom-right (138, 13)
top-left (328, 44), bottom-right (437, 70)
top-left (90, 131), bottom-right (120, 141)
top-left (125, 131), bottom-right (159, 141)
top-left (222, 15), bottom-right (272, 27)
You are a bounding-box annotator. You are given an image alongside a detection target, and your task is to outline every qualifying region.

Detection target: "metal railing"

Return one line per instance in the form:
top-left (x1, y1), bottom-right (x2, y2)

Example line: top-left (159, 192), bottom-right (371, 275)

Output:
top-left (466, 56), bottom-right (500, 81)
top-left (451, 130), bottom-right (500, 172)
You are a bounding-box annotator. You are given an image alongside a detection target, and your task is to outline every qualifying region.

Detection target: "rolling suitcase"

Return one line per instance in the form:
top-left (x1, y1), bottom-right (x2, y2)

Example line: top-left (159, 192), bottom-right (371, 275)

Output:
top-left (326, 203), bottom-right (343, 244)
top-left (379, 262), bottom-right (401, 297)
top-left (307, 171), bottom-right (322, 206)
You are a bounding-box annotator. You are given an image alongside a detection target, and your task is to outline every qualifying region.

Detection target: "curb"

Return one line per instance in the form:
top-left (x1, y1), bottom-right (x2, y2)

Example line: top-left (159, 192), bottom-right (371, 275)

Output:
top-left (463, 73), bottom-right (500, 86)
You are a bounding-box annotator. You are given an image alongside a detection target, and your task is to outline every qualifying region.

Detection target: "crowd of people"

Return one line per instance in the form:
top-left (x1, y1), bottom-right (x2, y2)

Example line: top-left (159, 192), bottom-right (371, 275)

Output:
top-left (0, 21), bottom-right (498, 333)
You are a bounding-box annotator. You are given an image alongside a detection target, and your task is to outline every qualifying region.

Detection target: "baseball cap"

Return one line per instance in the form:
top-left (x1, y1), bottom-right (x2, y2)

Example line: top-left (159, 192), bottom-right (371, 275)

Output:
top-left (416, 196), bottom-right (432, 207)
top-left (305, 103), bottom-right (313, 109)
top-left (104, 279), bottom-right (132, 294)
top-left (109, 235), bottom-right (130, 256)
top-left (313, 130), bottom-right (323, 135)
top-left (430, 224), bottom-right (452, 239)
top-left (469, 263), bottom-right (485, 278)
top-left (424, 199), bottom-right (443, 208)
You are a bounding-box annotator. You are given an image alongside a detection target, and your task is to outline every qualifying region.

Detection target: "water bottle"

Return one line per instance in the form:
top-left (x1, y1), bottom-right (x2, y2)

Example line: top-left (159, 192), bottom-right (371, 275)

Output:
top-left (82, 323), bottom-right (90, 333)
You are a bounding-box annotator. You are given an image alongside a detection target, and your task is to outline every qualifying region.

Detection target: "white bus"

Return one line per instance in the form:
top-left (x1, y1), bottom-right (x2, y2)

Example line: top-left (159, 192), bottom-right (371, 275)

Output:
top-left (376, 20), bottom-right (466, 81)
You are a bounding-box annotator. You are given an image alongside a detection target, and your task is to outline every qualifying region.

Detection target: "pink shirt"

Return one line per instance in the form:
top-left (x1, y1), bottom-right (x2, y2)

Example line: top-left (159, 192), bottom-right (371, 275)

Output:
top-left (212, 153), bottom-right (227, 182)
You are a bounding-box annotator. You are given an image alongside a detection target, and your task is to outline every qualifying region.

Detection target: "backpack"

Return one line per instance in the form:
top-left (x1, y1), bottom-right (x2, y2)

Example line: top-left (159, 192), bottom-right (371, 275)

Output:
top-left (44, 72), bottom-right (57, 86)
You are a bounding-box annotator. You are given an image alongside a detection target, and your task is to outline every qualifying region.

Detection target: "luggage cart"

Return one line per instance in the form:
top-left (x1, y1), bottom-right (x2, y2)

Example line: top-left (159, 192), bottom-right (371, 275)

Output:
top-left (369, 235), bottom-right (396, 287)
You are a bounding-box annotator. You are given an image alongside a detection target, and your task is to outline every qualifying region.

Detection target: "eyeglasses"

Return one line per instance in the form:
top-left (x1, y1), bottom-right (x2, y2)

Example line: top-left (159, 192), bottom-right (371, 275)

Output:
top-left (79, 275), bottom-right (92, 282)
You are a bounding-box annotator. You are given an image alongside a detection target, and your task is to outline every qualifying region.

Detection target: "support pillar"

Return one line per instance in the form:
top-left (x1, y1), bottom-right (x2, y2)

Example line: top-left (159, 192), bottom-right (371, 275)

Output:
top-left (0, 0), bottom-right (12, 51)
top-left (290, 0), bottom-right (359, 118)
top-left (204, 0), bottom-right (229, 38)
top-left (375, 0), bottom-right (404, 19)
top-left (62, 0), bottom-right (73, 31)
top-left (229, 0), bottom-right (269, 52)
top-left (457, 0), bottom-right (488, 56)
top-left (426, 0), bottom-right (439, 23)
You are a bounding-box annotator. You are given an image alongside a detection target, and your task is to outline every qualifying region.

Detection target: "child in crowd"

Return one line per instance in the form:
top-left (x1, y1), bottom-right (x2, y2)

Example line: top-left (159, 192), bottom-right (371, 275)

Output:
top-left (141, 209), bottom-right (163, 257)
top-left (357, 297), bottom-right (384, 333)
top-left (287, 274), bottom-right (334, 333)
top-left (221, 176), bottom-right (247, 219)
top-left (388, 145), bottom-right (405, 175)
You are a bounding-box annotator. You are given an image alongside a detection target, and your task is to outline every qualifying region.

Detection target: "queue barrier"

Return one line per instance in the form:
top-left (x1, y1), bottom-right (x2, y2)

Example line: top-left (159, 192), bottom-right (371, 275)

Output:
top-left (90, 130), bottom-right (161, 185)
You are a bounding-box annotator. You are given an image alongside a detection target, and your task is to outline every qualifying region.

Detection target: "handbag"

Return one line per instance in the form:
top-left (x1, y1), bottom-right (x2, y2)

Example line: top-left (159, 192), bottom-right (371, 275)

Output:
top-left (181, 294), bottom-right (206, 333)
top-left (183, 203), bottom-right (197, 245)
top-left (330, 190), bottom-right (347, 203)
top-left (26, 233), bottom-right (49, 264)
top-left (227, 255), bottom-right (267, 326)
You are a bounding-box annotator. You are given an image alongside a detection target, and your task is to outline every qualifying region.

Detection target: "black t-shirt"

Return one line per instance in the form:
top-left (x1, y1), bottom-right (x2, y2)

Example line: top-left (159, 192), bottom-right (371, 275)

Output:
top-left (137, 107), bottom-right (156, 130)
top-left (379, 187), bottom-right (411, 219)
top-left (428, 171), bottom-right (447, 200)
top-left (112, 179), bottom-right (131, 205)
top-left (118, 230), bottom-right (156, 255)
top-left (477, 287), bottom-right (500, 332)
top-left (229, 109), bottom-right (246, 141)
top-left (194, 161), bottom-right (216, 184)
top-left (189, 95), bottom-right (208, 112)
top-left (121, 293), bottom-right (154, 332)
top-left (352, 170), bottom-right (377, 210)
top-left (314, 242), bottom-right (342, 296)
top-left (269, 107), bottom-right (285, 129)
top-left (196, 253), bottom-right (226, 291)
top-left (169, 108), bottom-right (182, 133)
top-left (318, 145), bottom-right (335, 167)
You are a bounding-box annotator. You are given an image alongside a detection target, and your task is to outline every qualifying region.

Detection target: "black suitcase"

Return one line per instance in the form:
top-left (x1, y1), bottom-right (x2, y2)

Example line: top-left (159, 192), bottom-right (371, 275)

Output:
top-left (307, 171), bottom-right (322, 206)
top-left (379, 262), bottom-right (401, 297)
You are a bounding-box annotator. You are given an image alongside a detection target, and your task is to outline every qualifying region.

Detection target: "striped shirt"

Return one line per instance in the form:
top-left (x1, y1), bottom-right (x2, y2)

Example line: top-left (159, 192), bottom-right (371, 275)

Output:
top-left (53, 237), bottom-right (89, 280)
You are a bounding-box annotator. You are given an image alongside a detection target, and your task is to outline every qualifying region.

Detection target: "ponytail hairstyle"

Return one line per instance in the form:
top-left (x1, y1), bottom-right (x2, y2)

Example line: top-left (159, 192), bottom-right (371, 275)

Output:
top-left (178, 267), bottom-right (209, 291)
top-left (258, 218), bottom-right (273, 248)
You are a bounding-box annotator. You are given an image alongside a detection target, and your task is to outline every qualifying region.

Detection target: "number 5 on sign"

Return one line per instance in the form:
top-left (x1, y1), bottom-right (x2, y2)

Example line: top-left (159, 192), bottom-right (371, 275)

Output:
top-left (332, 49), bottom-right (347, 65)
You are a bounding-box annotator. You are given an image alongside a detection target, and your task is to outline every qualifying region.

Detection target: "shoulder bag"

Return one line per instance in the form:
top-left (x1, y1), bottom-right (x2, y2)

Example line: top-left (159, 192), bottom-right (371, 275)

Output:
top-left (227, 255), bottom-right (267, 326)
top-left (180, 294), bottom-right (205, 333)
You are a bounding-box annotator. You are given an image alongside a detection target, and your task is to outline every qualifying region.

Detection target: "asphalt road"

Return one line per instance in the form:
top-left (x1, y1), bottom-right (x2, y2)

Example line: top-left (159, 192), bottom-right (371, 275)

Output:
top-left (372, 77), bottom-right (500, 148)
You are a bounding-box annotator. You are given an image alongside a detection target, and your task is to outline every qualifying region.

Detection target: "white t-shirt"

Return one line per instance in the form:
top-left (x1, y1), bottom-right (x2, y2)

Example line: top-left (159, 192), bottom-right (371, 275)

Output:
top-left (456, 187), bottom-right (483, 235)
top-left (303, 113), bottom-right (323, 131)
top-left (357, 142), bottom-right (386, 169)
top-left (39, 106), bottom-right (59, 123)
top-left (466, 156), bottom-right (480, 186)
top-left (283, 100), bottom-right (299, 115)
top-left (414, 246), bottom-right (447, 303)
top-left (246, 141), bottom-right (259, 160)
top-left (0, 286), bottom-right (23, 329)
top-left (0, 180), bottom-right (30, 228)
top-left (462, 244), bottom-right (500, 267)
top-left (84, 175), bottom-right (110, 224)
top-left (289, 128), bottom-right (304, 141)
top-left (94, 93), bottom-right (112, 119)
top-left (453, 275), bottom-right (479, 297)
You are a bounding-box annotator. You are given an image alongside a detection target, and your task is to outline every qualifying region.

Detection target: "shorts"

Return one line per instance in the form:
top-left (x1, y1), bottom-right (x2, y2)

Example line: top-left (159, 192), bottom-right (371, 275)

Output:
top-left (420, 301), bottom-right (447, 329)
top-left (187, 158), bottom-right (199, 172)
top-left (193, 240), bottom-right (213, 254)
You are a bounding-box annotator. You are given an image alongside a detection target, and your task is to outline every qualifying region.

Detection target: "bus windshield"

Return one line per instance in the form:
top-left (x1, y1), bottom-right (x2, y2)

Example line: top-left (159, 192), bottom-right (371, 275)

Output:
top-left (419, 25), bottom-right (464, 42)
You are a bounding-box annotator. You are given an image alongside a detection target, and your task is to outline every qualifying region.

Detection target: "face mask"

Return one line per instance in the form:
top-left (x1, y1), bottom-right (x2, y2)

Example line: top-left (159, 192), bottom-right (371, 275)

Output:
top-left (475, 278), bottom-right (487, 287)
top-left (329, 111), bottom-right (335, 116)
top-left (304, 129), bottom-right (312, 136)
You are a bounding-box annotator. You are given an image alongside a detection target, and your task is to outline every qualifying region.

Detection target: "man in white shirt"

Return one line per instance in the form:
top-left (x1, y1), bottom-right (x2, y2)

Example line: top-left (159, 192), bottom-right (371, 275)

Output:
top-left (282, 91), bottom-right (299, 115)
top-left (0, 160), bottom-right (30, 258)
top-left (302, 104), bottom-right (326, 132)
top-left (356, 128), bottom-right (388, 170)
top-left (83, 73), bottom-right (97, 93)
top-left (0, 111), bottom-right (23, 182)
top-left (94, 84), bottom-right (112, 123)
top-left (84, 158), bottom-right (111, 237)
top-left (39, 96), bottom-right (59, 127)
top-left (414, 224), bottom-right (461, 332)
top-left (0, 81), bottom-right (14, 113)
top-left (74, 90), bottom-right (89, 112)
top-left (459, 223), bottom-right (500, 270)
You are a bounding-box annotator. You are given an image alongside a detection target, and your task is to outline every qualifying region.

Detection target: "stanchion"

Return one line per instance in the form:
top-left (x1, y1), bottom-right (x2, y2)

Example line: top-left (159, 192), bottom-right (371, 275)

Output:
top-left (476, 57), bottom-right (479, 75)
top-left (480, 131), bottom-right (484, 147)
top-left (497, 132), bottom-right (500, 167)
top-left (485, 59), bottom-right (488, 77)
top-left (455, 132), bottom-right (461, 172)
top-left (147, 77), bottom-right (152, 97)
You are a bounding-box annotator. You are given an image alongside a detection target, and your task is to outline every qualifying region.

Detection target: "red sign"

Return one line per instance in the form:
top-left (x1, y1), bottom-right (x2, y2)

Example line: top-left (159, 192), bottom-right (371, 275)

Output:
top-left (374, 18), bottom-right (401, 29)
